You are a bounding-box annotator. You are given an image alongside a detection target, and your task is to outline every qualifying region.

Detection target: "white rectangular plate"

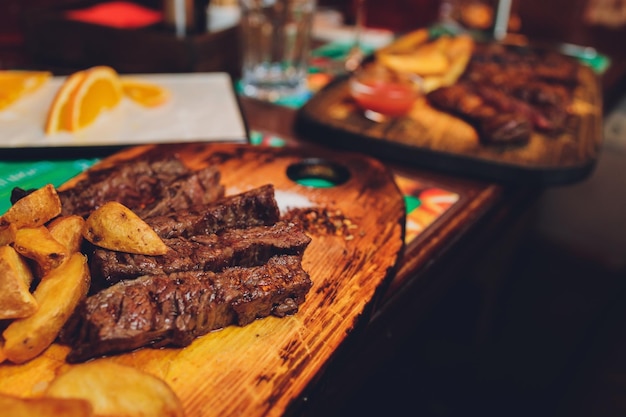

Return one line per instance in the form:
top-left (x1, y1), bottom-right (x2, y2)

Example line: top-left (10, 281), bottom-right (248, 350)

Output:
top-left (0, 72), bottom-right (248, 148)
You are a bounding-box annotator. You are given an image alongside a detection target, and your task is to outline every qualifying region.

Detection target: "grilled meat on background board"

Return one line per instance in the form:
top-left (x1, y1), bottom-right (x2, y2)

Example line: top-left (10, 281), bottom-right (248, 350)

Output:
top-left (426, 42), bottom-right (579, 144)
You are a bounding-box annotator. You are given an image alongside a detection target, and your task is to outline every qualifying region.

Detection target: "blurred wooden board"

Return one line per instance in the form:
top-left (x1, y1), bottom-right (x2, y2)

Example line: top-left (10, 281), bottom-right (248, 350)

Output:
top-left (0, 143), bottom-right (405, 416)
top-left (296, 63), bottom-right (603, 185)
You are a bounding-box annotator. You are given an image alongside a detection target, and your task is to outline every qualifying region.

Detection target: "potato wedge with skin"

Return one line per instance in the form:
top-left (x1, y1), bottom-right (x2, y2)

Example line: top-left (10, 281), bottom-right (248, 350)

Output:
top-left (0, 245), bottom-right (37, 320)
top-left (376, 33), bottom-right (474, 91)
top-left (45, 361), bottom-right (185, 417)
top-left (376, 28), bottom-right (430, 55)
top-left (0, 342), bottom-right (6, 363)
top-left (2, 253), bottom-right (90, 364)
top-left (83, 201), bottom-right (168, 255)
top-left (48, 215), bottom-right (85, 253)
top-left (0, 184), bottom-right (61, 229)
top-left (13, 226), bottom-right (68, 276)
top-left (0, 222), bottom-right (17, 245)
top-left (0, 393), bottom-right (94, 417)
top-left (377, 50), bottom-right (450, 76)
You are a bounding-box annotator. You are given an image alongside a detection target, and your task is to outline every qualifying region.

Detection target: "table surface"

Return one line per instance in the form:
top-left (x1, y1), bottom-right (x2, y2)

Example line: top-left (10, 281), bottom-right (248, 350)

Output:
top-left (0, 91), bottom-right (539, 415)
top-left (240, 97), bottom-right (540, 415)
top-left (0, 5), bottom-right (614, 411)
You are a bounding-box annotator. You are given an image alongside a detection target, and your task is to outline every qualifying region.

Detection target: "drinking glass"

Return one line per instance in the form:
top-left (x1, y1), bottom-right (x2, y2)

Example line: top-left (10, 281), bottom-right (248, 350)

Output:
top-left (438, 0), bottom-right (517, 39)
top-left (344, 0), bottom-right (366, 72)
top-left (239, 0), bottom-right (316, 102)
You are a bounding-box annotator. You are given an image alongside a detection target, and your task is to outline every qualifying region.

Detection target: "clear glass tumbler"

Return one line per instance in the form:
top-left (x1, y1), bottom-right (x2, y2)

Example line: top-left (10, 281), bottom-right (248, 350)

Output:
top-left (239, 0), bottom-right (316, 102)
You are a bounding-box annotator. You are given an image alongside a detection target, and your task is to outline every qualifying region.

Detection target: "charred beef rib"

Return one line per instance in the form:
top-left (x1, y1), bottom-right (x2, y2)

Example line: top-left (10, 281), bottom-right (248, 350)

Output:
top-left (60, 155), bottom-right (313, 362)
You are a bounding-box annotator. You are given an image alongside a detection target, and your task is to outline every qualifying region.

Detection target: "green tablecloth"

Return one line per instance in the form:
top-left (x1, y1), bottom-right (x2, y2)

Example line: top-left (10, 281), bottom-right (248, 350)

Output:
top-left (0, 159), bottom-right (99, 212)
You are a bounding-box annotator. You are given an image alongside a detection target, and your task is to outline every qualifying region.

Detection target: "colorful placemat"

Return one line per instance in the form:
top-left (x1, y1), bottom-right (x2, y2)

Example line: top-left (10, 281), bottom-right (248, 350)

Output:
top-left (0, 159), bottom-right (99, 213)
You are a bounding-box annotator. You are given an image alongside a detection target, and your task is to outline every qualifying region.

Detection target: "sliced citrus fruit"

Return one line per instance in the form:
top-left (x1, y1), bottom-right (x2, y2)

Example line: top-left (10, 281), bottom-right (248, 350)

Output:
top-left (121, 78), bottom-right (170, 107)
top-left (0, 70), bottom-right (52, 111)
top-left (65, 66), bottom-right (123, 132)
top-left (44, 70), bottom-right (87, 135)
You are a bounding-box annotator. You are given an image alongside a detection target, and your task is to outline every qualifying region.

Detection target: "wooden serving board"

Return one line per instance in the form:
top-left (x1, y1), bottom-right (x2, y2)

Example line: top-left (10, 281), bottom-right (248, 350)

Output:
top-left (0, 143), bottom-right (405, 416)
top-left (296, 63), bottom-right (603, 185)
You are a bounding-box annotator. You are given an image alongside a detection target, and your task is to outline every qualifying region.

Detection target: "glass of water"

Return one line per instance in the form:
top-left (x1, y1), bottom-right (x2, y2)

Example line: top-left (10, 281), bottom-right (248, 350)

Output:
top-left (239, 0), bottom-right (316, 102)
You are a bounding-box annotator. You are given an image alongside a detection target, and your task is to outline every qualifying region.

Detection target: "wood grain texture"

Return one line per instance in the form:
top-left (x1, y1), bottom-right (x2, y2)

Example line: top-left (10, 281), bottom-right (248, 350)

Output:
top-left (297, 64), bottom-right (603, 185)
top-left (0, 143), bottom-right (405, 417)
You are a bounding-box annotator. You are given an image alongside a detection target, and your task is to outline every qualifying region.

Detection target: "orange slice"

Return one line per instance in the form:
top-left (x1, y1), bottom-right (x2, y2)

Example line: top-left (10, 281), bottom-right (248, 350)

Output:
top-left (44, 70), bottom-right (87, 135)
top-left (0, 71), bottom-right (52, 111)
top-left (121, 78), bottom-right (170, 107)
top-left (65, 66), bottom-right (123, 132)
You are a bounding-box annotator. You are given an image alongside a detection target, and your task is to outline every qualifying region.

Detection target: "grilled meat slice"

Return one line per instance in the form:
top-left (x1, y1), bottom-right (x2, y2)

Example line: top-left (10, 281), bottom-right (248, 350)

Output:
top-left (468, 82), bottom-right (567, 134)
top-left (89, 221), bottom-right (312, 285)
top-left (135, 166), bottom-right (225, 218)
top-left (427, 83), bottom-right (532, 145)
top-left (522, 50), bottom-right (579, 86)
top-left (472, 83), bottom-right (552, 131)
top-left (469, 42), bottom-right (580, 86)
top-left (452, 42), bottom-right (578, 138)
top-left (145, 184), bottom-right (280, 239)
top-left (63, 255), bottom-right (312, 363)
top-left (59, 156), bottom-right (224, 218)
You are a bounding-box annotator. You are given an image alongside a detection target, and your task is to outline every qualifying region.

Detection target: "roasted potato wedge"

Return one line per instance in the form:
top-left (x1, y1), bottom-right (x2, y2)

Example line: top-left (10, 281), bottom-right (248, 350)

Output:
top-left (2, 253), bottom-right (90, 364)
top-left (48, 215), bottom-right (85, 253)
top-left (376, 28), bottom-right (430, 55)
top-left (45, 361), bottom-right (185, 417)
top-left (441, 34), bottom-right (474, 80)
top-left (0, 393), bottom-right (93, 417)
top-left (377, 51), bottom-right (450, 76)
top-left (0, 223), bottom-right (17, 245)
top-left (376, 36), bottom-right (452, 76)
top-left (0, 184), bottom-right (61, 229)
top-left (376, 33), bottom-right (474, 92)
top-left (13, 226), bottom-right (68, 276)
top-left (83, 201), bottom-right (168, 255)
top-left (0, 245), bottom-right (37, 320)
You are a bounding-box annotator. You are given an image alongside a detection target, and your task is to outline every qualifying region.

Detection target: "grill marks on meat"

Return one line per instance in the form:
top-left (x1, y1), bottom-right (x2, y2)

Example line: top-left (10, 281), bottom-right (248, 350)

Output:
top-left (59, 156), bottom-right (224, 218)
top-left (426, 42), bottom-right (579, 144)
top-left (59, 156), bottom-right (313, 362)
top-left (136, 166), bottom-right (225, 218)
top-left (64, 255), bottom-right (312, 363)
top-left (145, 184), bottom-right (280, 239)
top-left (90, 221), bottom-right (311, 285)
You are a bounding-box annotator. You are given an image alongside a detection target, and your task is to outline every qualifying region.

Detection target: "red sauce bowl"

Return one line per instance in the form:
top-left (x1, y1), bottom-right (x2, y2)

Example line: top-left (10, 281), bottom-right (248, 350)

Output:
top-left (349, 65), bottom-right (420, 118)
